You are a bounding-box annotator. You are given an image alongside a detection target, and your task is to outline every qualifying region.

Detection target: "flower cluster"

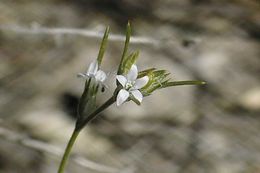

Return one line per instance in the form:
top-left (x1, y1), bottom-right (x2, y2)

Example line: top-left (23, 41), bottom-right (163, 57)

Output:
top-left (75, 22), bottom-right (205, 130)
top-left (77, 22), bottom-right (205, 110)
top-left (58, 22), bottom-right (205, 173)
top-left (78, 60), bottom-right (149, 106)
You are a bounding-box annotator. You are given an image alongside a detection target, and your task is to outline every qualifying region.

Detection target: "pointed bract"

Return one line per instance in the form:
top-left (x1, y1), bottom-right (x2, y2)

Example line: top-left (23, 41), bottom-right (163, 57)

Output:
top-left (97, 26), bottom-right (110, 67)
top-left (118, 22), bottom-right (131, 75)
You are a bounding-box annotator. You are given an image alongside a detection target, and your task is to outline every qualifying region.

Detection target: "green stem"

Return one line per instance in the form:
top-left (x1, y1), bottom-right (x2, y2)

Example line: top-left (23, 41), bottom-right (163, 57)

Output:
top-left (57, 128), bottom-right (80, 173)
top-left (57, 96), bottom-right (116, 173)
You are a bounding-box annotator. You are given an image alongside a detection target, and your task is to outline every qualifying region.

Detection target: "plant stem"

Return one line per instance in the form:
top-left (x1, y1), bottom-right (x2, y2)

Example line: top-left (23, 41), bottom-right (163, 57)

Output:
top-left (57, 96), bottom-right (115, 173)
top-left (57, 128), bottom-right (80, 173)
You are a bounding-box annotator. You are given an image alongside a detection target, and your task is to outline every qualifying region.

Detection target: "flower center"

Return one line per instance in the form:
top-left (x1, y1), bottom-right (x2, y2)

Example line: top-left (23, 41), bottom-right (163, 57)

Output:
top-left (125, 81), bottom-right (135, 90)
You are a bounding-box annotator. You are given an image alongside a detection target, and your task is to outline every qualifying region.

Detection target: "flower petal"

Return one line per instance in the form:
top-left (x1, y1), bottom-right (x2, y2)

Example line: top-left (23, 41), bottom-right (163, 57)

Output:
top-left (116, 75), bottom-right (127, 87)
top-left (134, 76), bottom-right (149, 89)
top-left (95, 70), bottom-right (107, 82)
top-left (116, 89), bottom-right (129, 106)
top-left (87, 60), bottom-right (98, 75)
top-left (77, 73), bottom-right (87, 78)
top-left (127, 64), bottom-right (138, 81)
top-left (131, 90), bottom-right (143, 103)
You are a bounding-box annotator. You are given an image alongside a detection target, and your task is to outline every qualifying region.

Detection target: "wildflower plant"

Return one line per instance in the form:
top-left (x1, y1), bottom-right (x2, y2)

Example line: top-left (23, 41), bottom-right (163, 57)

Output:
top-left (57, 22), bottom-right (205, 173)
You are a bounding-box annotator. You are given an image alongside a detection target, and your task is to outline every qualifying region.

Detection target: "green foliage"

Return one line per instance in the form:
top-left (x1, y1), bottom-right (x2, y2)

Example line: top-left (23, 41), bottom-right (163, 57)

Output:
top-left (77, 27), bottom-right (110, 120)
top-left (117, 22), bottom-right (132, 75)
top-left (77, 79), bottom-right (99, 119)
top-left (97, 26), bottom-right (110, 67)
top-left (139, 69), bottom-right (205, 96)
top-left (161, 80), bottom-right (206, 88)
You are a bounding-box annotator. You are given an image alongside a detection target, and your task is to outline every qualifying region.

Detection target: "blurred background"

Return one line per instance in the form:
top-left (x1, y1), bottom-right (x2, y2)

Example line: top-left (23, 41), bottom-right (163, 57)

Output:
top-left (0, 0), bottom-right (260, 173)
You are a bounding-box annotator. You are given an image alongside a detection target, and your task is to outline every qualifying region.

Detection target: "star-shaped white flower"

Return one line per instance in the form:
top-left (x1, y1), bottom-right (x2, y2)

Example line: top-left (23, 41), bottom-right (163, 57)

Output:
top-left (116, 64), bottom-right (149, 106)
top-left (78, 60), bottom-right (107, 83)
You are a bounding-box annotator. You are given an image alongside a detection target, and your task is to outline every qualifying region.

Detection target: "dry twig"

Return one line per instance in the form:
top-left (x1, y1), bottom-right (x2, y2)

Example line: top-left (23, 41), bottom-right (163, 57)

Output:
top-left (0, 24), bottom-right (158, 46)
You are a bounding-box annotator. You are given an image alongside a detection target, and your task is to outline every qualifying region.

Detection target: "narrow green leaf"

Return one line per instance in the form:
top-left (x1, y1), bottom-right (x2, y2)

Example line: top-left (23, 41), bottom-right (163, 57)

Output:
top-left (161, 80), bottom-right (206, 88)
top-left (97, 26), bottom-right (110, 67)
top-left (118, 22), bottom-right (131, 74)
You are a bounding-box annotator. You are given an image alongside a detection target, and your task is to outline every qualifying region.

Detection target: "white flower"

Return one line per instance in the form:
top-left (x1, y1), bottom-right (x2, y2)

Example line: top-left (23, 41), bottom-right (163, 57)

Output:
top-left (116, 64), bottom-right (149, 106)
top-left (78, 60), bottom-right (107, 83)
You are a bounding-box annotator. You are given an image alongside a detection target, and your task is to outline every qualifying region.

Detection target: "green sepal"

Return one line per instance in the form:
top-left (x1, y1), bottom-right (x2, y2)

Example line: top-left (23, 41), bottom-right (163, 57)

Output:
top-left (140, 69), bottom-right (170, 95)
top-left (118, 22), bottom-right (131, 75)
top-left (97, 26), bottom-right (110, 67)
top-left (129, 95), bottom-right (141, 105)
top-left (153, 70), bottom-right (168, 77)
top-left (77, 79), bottom-right (99, 120)
top-left (78, 78), bottom-right (92, 117)
top-left (122, 51), bottom-right (139, 74)
top-left (138, 68), bottom-right (156, 78)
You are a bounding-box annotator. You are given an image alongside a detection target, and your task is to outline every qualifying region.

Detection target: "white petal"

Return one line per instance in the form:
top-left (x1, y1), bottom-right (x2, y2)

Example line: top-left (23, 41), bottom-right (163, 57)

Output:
top-left (131, 90), bottom-right (143, 103)
top-left (116, 75), bottom-right (127, 87)
top-left (95, 70), bottom-right (107, 82)
top-left (77, 73), bottom-right (87, 78)
top-left (127, 64), bottom-right (138, 81)
top-left (87, 60), bottom-right (98, 75)
top-left (134, 76), bottom-right (149, 89)
top-left (116, 89), bottom-right (129, 106)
